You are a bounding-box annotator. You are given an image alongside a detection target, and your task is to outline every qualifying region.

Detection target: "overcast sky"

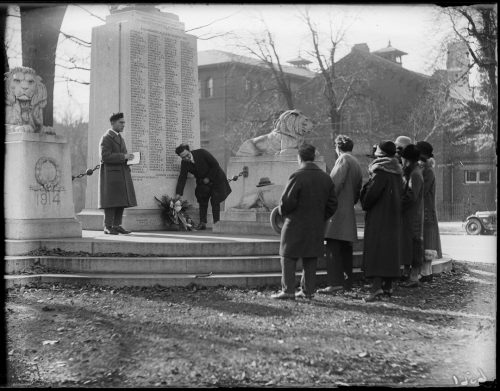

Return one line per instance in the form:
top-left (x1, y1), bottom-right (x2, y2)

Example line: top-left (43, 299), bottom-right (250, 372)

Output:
top-left (5, 3), bottom-right (460, 123)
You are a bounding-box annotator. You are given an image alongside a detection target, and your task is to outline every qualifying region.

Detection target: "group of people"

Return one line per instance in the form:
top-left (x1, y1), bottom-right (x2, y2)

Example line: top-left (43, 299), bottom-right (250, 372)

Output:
top-left (97, 112), bottom-right (231, 234)
top-left (98, 112), bottom-right (442, 303)
top-left (272, 135), bottom-right (442, 302)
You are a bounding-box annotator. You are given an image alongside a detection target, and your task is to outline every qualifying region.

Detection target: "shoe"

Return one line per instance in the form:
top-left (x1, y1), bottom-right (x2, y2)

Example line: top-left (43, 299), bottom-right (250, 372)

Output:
top-left (364, 289), bottom-right (384, 302)
top-left (113, 226), bottom-right (131, 234)
top-left (295, 291), bottom-right (314, 299)
top-left (270, 291), bottom-right (295, 300)
top-left (104, 227), bottom-right (118, 235)
top-left (316, 286), bottom-right (343, 294)
top-left (195, 222), bottom-right (207, 230)
top-left (420, 275), bottom-right (433, 283)
top-left (401, 280), bottom-right (420, 288)
top-left (383, 289), bottom-right (393, 297)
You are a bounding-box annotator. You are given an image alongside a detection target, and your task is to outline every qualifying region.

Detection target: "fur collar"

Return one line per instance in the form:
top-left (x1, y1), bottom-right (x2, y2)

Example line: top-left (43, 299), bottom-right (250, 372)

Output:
top-left (369, 157), bottom-right (402, 175)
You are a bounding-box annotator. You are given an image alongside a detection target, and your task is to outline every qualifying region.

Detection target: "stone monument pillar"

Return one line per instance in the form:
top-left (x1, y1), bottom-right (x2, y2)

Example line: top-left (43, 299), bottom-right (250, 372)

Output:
top-left (4, 67), bottom-right (82, 239)
top-left (78, 7), bottom-right (200, 231)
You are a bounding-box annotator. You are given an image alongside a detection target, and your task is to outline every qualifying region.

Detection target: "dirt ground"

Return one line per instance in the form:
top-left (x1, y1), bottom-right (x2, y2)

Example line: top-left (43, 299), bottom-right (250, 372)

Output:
top-left (5, 261), bottom-right (496, 387)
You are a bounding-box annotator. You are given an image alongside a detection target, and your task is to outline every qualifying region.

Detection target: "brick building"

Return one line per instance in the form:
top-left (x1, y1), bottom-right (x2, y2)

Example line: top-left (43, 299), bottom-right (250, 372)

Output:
top-left (294, 41), bottom-right (496, 220)
top-left (197, 50), bottom-right (315, 172)
top-left (197, 44), bottom-right (495, 220)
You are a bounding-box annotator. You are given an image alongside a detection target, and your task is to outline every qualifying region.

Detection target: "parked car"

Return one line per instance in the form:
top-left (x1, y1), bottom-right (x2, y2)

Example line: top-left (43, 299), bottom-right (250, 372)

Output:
top-left (464, 211), bottom-right (497, 235)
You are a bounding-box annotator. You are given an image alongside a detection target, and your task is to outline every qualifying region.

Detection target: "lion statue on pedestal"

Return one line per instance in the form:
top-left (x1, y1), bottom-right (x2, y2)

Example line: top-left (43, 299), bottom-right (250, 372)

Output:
top-left (5, 66), bottom-right (49, 133)
top-left (236, 109), bottom-right (313, 156)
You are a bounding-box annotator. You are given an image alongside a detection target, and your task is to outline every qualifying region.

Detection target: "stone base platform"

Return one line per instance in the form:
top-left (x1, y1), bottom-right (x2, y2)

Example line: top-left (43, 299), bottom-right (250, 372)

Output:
top-left (77, 208), bottom-right (213, 231)
top-left (4, 230), bottom-right (452, 288)
top-left (213, 210), bottom-right (277, 235)
top-left (5, 218), bottom-right (82, 240)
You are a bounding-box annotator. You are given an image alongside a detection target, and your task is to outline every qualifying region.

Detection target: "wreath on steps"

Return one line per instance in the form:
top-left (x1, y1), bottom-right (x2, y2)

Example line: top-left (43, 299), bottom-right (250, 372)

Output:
top-left (154, 195), bottom-right (195, 231)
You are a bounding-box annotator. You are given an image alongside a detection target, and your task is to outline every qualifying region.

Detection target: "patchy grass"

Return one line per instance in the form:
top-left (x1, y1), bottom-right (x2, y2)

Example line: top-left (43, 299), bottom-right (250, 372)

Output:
top-left (6, 261), bottom-right (496, 387)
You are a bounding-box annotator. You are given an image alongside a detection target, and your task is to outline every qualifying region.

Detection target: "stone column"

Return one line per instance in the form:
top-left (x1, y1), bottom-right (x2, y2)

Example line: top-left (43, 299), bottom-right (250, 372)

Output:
top-left (78, 8), bottom-right (200, 231)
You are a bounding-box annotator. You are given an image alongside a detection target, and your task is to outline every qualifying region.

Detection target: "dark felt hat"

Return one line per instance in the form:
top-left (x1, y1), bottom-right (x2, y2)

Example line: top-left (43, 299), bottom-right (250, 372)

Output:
top-left (374, 140), bottom-right (397, 157)
top-left (256, 177), bottom-right (274, 187)
top-left (401, 144), bottom-right (421, 161)
top-left (416, 141), bottom-right (434, 158)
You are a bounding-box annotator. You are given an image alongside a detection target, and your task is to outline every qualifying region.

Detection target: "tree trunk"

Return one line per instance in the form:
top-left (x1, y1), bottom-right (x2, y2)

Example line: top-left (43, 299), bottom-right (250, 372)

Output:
top-left (0, 7), bottom-right (7, 73)
top-left (20, 5), bottom-right (66, 127)
top-left (329, 107), bottom-right (341, 136)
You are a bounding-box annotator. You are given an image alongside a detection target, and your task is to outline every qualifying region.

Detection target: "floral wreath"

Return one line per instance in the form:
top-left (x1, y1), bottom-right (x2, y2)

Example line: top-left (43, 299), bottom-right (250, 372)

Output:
top-left (154, 195), bottom-right (195, 231)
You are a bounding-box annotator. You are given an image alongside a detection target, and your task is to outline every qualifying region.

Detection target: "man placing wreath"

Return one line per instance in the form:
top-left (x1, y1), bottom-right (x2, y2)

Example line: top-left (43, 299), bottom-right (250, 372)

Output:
top-left (175, 144), bottom-right (231, 230)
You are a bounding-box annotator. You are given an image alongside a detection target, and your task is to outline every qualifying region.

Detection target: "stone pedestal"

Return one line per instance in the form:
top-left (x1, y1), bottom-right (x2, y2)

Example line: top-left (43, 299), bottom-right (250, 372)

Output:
top-left (4, 132), bottom-right (82, 239)
top-left (214, 155), bottom-right (326, 235)
top-left (78, 8), bottom-right (200, 231)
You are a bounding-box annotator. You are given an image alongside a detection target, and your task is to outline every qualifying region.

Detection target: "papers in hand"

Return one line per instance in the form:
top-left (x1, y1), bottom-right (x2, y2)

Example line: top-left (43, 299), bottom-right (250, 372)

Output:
top-left (127, 152), bottom-right (141, 165)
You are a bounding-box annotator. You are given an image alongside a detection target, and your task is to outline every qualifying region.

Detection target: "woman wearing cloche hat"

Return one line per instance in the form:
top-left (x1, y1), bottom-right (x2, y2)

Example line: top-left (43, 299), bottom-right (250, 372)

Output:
top-left (416, 141), bottom-right (442, 283)
top-left (400, 144), bottom-right (425, 288)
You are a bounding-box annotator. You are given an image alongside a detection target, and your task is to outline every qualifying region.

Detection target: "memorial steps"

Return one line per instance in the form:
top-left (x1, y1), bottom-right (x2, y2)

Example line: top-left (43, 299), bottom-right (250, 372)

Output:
top-left (4, 230), bottom-right (452, 288)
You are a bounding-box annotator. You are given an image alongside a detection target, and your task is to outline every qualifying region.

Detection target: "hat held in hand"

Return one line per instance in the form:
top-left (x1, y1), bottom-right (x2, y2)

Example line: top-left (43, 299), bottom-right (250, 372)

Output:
top-left (374, 140), bottom-right (397, 157)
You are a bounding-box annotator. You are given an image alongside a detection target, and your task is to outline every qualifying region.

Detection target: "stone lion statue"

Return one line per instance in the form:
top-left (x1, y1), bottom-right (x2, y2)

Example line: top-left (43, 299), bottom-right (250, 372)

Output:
top-left (236, 109), bottom-right (313, 156)
top-left (5, 66), bottom-right (47, 133)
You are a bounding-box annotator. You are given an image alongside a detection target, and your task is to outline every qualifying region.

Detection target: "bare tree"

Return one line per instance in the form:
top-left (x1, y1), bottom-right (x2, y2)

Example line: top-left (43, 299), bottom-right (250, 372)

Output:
top-left (444, 4), bottom-right (497, 148)
top-left (300, 8), bottom-right (357, 134)
top-left (408, 73), bottom-right (493, 154)
top-left (235, 20), bottom-right (296, 110)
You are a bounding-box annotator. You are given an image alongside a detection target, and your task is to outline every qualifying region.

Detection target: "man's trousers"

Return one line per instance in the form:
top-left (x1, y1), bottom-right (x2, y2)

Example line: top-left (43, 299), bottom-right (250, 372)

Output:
top-left (325, 239), bottom-right (353, 289)
top-left (103, 207), bottom-right (124, 228)
top-left (281, 256), bottom-right (317, 295)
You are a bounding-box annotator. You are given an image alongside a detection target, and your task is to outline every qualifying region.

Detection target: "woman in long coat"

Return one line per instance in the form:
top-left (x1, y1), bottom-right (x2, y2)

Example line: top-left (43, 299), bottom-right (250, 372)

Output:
top-left (400, 144), bottom-right (424, 288)
top-left (417, 141), bottom-right (442, 282)
top-left (321, 135), bottom-right (363, 292)
top-left (360, 141), bottom-right (403, 301)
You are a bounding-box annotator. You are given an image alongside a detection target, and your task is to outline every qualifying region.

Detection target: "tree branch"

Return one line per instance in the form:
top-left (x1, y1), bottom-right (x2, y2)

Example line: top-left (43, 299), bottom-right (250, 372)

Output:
top-left (74, 4), bottom-right (106, 22)
top-left (56, 62), bottom-right (90, 71)
top-left (59, 31), bottom-right (91, 47)
top-left (55, 76), bottom-right (90, 85)
top-left (186, 12), bottom-right (240, 33)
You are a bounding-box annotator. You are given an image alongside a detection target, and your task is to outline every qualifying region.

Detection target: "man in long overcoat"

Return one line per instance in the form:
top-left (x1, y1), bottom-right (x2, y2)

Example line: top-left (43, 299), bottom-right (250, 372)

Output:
top-left (98, 112), bottom-right (137, 235)
top-left (175, 144), bottom-right (231, 230)
top-left (400, 144), bottom-right (425, 288)
top-left (416, 141), bottom-right (442, 283)
top-left (360, 141), bottom-right (403, 301)
top-left (271, 144), bottom-right (338, 300)
top-left (319, 135), bottom-right (362, 293)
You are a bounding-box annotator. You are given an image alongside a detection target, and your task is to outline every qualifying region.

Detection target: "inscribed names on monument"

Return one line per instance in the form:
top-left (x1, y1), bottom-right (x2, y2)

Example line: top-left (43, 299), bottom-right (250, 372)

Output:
top-left (126, 25), bottom-right (198, 182)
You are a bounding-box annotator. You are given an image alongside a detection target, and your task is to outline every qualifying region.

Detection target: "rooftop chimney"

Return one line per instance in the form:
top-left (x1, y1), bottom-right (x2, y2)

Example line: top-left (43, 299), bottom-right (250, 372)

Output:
top-left (351, 43), bottom-right (370, 53)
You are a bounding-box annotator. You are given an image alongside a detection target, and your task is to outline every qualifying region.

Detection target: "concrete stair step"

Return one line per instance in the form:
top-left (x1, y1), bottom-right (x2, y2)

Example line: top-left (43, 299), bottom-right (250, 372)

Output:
top-left (4, 253), bottom-right (365, 274)
top-left (4, 258), bottom-right (452, 288)
top-left (5, 233), bottom-right (364, 257)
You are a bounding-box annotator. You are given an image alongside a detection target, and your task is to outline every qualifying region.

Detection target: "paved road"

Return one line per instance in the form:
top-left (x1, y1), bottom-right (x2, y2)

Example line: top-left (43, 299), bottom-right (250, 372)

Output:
top-left (441, 234), bottom-right (497, 264)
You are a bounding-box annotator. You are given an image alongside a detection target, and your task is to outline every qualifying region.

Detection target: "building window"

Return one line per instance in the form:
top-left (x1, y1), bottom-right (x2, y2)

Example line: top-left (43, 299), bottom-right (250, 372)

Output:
top-left (464, 170), bottom-right (491, 184)
top-left (204, 77), bottom-right (214, 98)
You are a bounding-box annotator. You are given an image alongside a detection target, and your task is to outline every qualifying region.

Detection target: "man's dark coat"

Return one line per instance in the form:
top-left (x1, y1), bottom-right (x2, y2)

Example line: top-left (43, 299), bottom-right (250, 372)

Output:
top-left (98, 129), bottom-right (137, 209)
top-left (175, 148), bottom-right (231, 203)
top-left (279, 162), bottom-right (338, 258)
